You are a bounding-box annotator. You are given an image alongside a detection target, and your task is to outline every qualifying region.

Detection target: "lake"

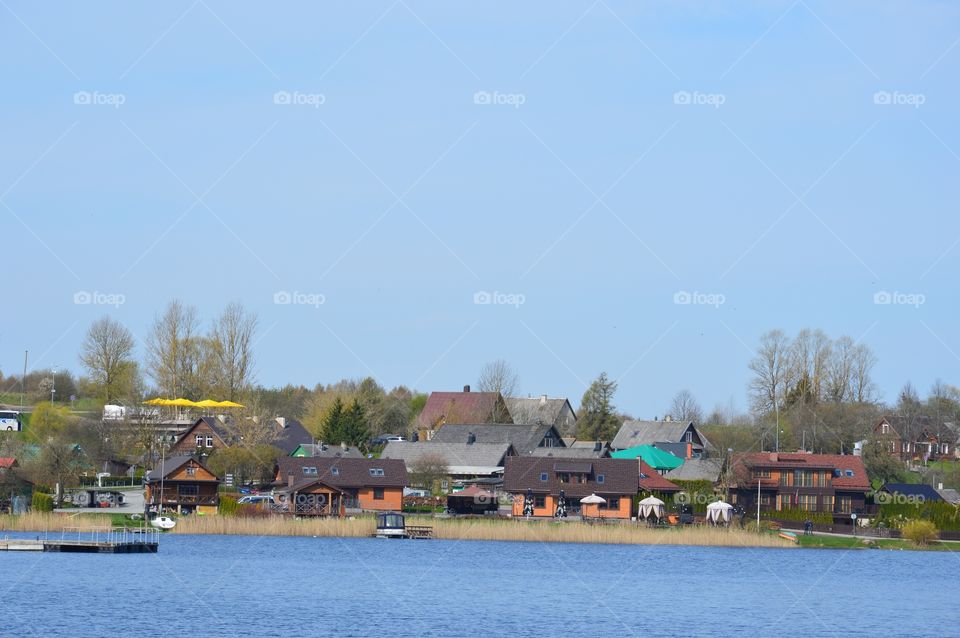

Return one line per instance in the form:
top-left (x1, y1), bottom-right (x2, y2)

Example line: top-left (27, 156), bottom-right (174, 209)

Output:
top-left (1, 534), bottom-right (955, 637)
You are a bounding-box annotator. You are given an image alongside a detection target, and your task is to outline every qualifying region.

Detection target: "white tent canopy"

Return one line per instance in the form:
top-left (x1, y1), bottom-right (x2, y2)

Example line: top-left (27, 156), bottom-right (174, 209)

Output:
top-left (706, 501), bottom-right (734, 523)
top-left (580, 493), bottom-right (606, 505)
top-left (638, 495), bottom-right (665, 519)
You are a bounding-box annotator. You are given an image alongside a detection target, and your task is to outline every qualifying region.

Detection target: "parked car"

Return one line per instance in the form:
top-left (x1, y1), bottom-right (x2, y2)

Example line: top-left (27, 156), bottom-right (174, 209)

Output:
top-left (371, 434), bottom-right (406, 447)
top-left (237, 495), bottom-right (274, 506)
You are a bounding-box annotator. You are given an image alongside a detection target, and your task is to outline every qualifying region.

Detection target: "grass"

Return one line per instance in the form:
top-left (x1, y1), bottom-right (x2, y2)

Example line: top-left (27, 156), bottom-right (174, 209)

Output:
top-left (797, 533), bottom-right (959, 551)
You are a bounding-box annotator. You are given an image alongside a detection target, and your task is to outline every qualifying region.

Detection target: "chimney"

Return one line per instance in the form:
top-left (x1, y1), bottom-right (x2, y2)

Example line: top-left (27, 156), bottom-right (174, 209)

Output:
top-left (540, 395), bottom-right (547, 405)
top-left (467, 432), bottom-right (476, 445)
top-left (277, 417), bottom-right (286, 428)
top-left (463, 385), bottom-right (470, 393)
top-left (287, 472), bottom-right (294, 488)
top-left (769, 453), bottom-right (778, 462)
top-left (594, 440), bottom-right (602, 452)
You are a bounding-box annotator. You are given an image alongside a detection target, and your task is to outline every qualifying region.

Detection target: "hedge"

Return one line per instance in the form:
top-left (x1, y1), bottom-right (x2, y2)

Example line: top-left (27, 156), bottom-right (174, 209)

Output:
top-left (31, 492), bottom-right (54, 512)
top-left (763, 507), bottom-right (833, 525)
top-left (876, 501), bottom-right (960, 531)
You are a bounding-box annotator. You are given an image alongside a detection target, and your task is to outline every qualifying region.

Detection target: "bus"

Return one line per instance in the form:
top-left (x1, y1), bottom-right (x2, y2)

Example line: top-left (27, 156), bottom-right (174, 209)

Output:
top-left (0, 411), bottom-right (22, 432)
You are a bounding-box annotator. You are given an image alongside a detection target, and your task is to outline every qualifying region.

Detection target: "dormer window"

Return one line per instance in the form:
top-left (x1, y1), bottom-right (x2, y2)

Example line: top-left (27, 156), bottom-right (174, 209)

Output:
top-left (597, 474), bottom-right (605, 484)
top-left (331, 467), bottom-right (340, 476)
top-left (303, 466), bottom-right (318, 476)
top-left (369, 468), bottom-right (385, 477)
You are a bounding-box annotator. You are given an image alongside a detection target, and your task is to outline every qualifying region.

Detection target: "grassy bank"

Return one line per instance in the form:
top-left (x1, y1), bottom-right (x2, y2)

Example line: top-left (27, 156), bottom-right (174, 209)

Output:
top-left (797, 533), bottom-right (958, 551)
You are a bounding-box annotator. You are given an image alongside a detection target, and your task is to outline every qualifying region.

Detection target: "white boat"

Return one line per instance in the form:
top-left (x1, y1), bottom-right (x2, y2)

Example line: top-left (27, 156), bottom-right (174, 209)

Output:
top-left (149, 516), bottom-right (177, 530)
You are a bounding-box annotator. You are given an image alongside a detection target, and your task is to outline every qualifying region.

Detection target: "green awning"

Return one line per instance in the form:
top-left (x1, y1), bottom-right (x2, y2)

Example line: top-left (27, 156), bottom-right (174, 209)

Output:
top-left (610, 445), bottom-right (684, 470)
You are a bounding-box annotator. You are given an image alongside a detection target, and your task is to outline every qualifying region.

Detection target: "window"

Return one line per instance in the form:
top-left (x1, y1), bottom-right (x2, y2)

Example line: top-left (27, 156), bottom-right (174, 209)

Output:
top-left (534, 495), bottom-right (546, 509)
top-left (178, 485), bottom-right (198, 497)
top-left (604, 497), bottom-right (620, 510)
top-left (331, 467), bottom-right (339, 476)
top-left (754, 470), bottom-right (771, 479)
top-left (779, 472), bottom-right (789, 486)
top-left (833, 469), bottom-right (842, 478)
top-left (369, 468), bottom-right (385, 477)
top-left (822, 495), bottom-right (834, 512)
top-left (844, 470), bottom-right (854, 478)
top-left (597, 474), bottom-right (605, 484)
top-left (685, 431), bottom-right (693, 442)
top-left (373, 488), bottom-right (385, 500)
top-left (795, 471), bottom-right (813, 487)
top-left (539, 472), bottom-right (548, 482)
top-left (797, 494), bottom-right (817, 511)
top-left (836, 496), bottom-right (852, 514)
top-left (185, 466), bottom-right (196, 476)
top-left (205, 436), bottom-right (214, 448)
top-left (441, 480), bottom-right (449, 492)
top-left (881, 423), bottom-right (889, 434)
top-left (639, 473), bottom-right (648, 480)
top-left (303, 466), bottom-right (318, 476)
top-left (777, 494), bottom-right (791, 510)
top-left (558, 473), bottom-right (570, 484)
top-left (195, 434), bottom-right (203, 447)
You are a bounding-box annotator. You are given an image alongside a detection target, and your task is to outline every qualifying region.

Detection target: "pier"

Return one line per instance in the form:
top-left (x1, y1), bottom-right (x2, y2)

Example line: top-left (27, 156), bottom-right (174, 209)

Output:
top-left (0, 527), bottom-right (159, 553)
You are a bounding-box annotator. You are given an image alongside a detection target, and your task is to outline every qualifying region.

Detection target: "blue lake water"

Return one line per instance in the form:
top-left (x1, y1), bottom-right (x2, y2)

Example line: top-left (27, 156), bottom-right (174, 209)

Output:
top-left (1, 533), bottom-right (956, 637)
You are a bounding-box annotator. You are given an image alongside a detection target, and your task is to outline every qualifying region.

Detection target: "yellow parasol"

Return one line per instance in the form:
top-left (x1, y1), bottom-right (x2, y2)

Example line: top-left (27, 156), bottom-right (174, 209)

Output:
top-left (143, 398), bottom-right (170, 406)
top-left (215, 401), bottom-right (245, 408)
top-left (168, 398), bottom-right (197, 407)
top-left (193, 399), bottom-right (222, 408)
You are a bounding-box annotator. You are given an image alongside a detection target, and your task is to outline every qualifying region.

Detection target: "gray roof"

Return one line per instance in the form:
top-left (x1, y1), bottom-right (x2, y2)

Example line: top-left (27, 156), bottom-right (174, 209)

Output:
top-left (431, 423), bottom-right (562, 455)
top-left (611, 420), bottom-right (711, 451)
top-left (528, 446), bottom-right (607, 459)
top-left (381, 441), bottom-right (513, 472)
top-left (295, 443), bottom-right (363, 458)
top-left (663, 458), bottom-right (723, 482)
top-left (505, 397), bottom-right (573, 426)
top-left (937, 488), bottom-right (960, 504)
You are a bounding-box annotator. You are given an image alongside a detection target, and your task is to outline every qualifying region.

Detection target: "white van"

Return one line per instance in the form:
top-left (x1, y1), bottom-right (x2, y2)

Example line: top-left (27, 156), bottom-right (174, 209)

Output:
top-left (0, 411), bottom-right (21, 432)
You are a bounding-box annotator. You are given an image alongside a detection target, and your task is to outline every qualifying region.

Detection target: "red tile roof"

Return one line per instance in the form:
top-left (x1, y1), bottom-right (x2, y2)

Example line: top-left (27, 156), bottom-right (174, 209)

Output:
top-left (415, 391), bottom-right (508, 429)
top-left (637, 460), bottom-right (681, 492)
top-left (0, 458), bottom-right (16, 469)
top-left (733, 452), bottom-right (870, 490)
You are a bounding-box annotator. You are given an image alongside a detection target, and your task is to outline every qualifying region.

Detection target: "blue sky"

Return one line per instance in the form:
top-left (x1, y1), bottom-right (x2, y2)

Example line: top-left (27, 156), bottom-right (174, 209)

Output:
top-left (2, 1), bottom-right (958, 417)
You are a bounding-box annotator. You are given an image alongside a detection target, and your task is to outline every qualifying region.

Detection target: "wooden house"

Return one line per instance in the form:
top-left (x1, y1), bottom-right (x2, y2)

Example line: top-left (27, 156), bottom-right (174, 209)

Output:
top-left (275, 457), bottom-right (407, 513)
top-left (145, 456), bottom-right (221, 515)
top-left (414, 386), bottom-right (513, 440)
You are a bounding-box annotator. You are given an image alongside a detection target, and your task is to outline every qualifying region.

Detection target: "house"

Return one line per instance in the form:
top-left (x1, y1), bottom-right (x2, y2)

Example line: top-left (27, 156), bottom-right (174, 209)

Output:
top-left (169, 416), bottom-right (314, 457)
top-left (275, 475), bottom-right (345, 517)
top-left (431, 423), bottom-right (565, 455)
top-left (874, 416), bottom-right (957, 462)
top-left (503, 457), bottom-right (640, 519)
top-left (879, 483), bottom-right (943, 504)
top-left (274, 457), bottom-right (406, 512)
top-left (611, 419), bottom-right (712, 459)
top-left (290, 442), bottom-right (363, 458)
top-left (0, 458), bottom-right (32, 514)
top-left (729, 452), bottom-right (870, 523)
top-left (145, 455), bottom-right (221, 515)
top-left (529, 442), bottom-right (608, 459)
top-left (380, 441), bottom-right (515, 489)
top-left (663, 458), bottom-right (724, 483)
top-left (415, 386), bottom-right (512, 440)
top-left (636, 460), bottom-right (681, 495)
top-left (505, 395), bottom-right (576, 434)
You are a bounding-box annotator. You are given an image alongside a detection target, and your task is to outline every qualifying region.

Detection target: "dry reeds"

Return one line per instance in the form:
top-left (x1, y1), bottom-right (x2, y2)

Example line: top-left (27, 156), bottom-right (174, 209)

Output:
top-left (0, 512), bottom-right (114, 533)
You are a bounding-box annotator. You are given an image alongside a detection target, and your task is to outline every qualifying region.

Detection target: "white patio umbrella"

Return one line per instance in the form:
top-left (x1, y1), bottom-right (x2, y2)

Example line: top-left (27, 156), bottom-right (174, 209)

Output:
top-left (638, 495), bottom-right (665, 519)
top-left (579, 493), bottom-right (606, 505)
top-left (706, 501), bottom-right (734, 524)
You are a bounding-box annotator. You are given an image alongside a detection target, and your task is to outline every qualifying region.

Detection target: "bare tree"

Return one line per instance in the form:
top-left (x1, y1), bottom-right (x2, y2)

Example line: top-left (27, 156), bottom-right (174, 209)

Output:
top-left (79, 316), bottom-right (136, 403)
top-left (408, 453), bottom-right (449, 494)
top-left (748, 330), bottom-right (795, 414)
top-left (790, 328), bottom-right (831, 403)
top-left (477, 359), bottom-right (520, 398)
top-left (145, 300), bottom-right (203, 399)
top-left (668, 389), bottom-right (703, 423)
top-left (825, 336), bottom-right (856, 403)
top-left (209, 302), bottom-right (258, 401)
top-left (850, 343), bottom-right (877, 403)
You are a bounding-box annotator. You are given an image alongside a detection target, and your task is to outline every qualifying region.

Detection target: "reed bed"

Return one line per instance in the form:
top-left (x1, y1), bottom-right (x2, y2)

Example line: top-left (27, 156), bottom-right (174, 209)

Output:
top-left (0, 512), bottom-right (115, 533)
top-left (173, 515), bottom-right (791, 548)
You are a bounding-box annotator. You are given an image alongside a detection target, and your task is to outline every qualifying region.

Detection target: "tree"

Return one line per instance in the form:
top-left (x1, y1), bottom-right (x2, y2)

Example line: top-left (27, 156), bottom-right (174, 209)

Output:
top-left (319, 397), bottom-right (347, 445)
top-left (79, 316), bottom-right (137, 403)
top-left (668, 390), bottom-right (703, 423)
top-left (341, 399), bottom-right (370, 449)
top-left (145, 300), bottom-right (204, 399)
top-left (209, 302), bottom-right (258, 401)
top-left (748, 330), bottom-right (795, 414)
top-left (861, 438), bottom-right (904, 486)
top-left (408, 453), bottom-right (449, 493)
top-left (477, 360), bottom-right (520, 398)
top-left (576, 372), bottom-right (620, 441)
top-left (207, 444), bottom-right (282, 486)
top-left (27, 402), bottom-right (72, 443)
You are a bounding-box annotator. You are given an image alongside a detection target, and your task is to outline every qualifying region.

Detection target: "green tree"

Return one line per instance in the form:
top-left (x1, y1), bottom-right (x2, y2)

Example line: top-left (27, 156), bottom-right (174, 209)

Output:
top-left (27, 402), bottom-right (73, 442)
top-left (861, 438), bottom-right (904, 486)
top-left (320, 396), bottom-right (347, 444)
top-left (576, 372), bottom-right (620, 441)
top-left (342, 399), bottom-right (370, 449)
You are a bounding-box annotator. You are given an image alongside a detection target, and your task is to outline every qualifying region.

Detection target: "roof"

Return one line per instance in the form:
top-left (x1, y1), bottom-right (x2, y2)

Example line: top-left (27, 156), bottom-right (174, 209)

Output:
top-left (415, 390), bottom-right (510, 429)
top-left (611, 420), bottom-right (711, 451)
top-left (610, 445), bottom-right (684, 470)
top-left (175, 416), bottom-right (230, 447)
top-left (503, 457), bottom-right (639, 498)
top-left (882, 483), bottom-right (943, 502)
top-left (292, 443), bottom-right (364, 459)
top-left (270, 418), bottom-right (314, 455)
top-left (276, 457), bottom-right (407, 489)
top-left (505, 396), bottom-right (574, 426)
top-left (0, 458), bottom-right (17, 469)
top-left (937, 488), bottom-right (960, 504)
top-left (145, 455), bottom-right (219, 482)
top-left (732, 453), bottom-right (870, 491)
top-left (528, 446), bottom-right (607, 459)
top-left (879, 415), bottom-right (958, 443)
top-left (637, 460), bottom-right (681, 493)
top-left (431, 423), bottom-right (561, 455)
top-left (663, 458), bottom-right (724, 482)
top-left (380, 441), bottom-right (512, 473)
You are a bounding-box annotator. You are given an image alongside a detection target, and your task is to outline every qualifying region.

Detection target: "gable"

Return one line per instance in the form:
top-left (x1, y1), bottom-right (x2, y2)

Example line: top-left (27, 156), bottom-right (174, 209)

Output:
top-left (168, 459), bottom-right (219, 482)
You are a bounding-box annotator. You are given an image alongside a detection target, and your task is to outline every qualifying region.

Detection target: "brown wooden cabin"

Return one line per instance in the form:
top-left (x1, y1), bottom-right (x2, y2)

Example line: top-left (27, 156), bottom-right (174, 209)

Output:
top-left (274, 457), bottom-right (407, 512)
top-left (145, 456), bottom-right (220, 515)
top-left (275, 476), bottom-right (346, 517)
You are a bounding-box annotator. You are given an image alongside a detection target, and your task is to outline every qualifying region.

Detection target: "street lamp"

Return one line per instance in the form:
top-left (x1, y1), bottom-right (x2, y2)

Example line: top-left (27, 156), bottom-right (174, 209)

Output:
top-left (50, 366), bottom-right (57, 404)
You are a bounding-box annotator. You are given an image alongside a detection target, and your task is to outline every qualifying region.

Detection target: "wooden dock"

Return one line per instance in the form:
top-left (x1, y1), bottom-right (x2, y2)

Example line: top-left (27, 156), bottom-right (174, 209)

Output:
top-left (0, 527), bottom-right (159, 553)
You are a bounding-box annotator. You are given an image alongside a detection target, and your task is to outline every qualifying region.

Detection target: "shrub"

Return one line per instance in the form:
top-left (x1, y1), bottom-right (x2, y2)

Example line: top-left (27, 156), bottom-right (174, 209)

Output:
top-left (902, 519), bottom-right (938, 546)
top-left (219, 495), bottom-right (239, 516)
top-left (763, 508), bottom-right (833, 525)
top-left (31, 492), bottom-right (54, 512)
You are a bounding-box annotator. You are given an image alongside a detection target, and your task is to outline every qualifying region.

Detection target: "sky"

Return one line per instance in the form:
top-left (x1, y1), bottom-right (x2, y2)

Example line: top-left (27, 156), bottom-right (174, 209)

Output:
top-left (2, 1), bottom-right (958, 418)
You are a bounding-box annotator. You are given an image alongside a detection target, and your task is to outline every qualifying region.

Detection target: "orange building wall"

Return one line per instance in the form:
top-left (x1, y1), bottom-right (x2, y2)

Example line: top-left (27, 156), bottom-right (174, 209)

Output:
top-left (511, 494), bottom-right (633, 519)
top-left (357, 487), bottom-right (403, 511)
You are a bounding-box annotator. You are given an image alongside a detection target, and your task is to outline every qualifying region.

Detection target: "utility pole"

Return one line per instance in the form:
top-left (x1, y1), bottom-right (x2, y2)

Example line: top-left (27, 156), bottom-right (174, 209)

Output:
top-left (50, 366), bottom-right (57, 404)
top-left (20, 350), bottom-right (28, 409)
